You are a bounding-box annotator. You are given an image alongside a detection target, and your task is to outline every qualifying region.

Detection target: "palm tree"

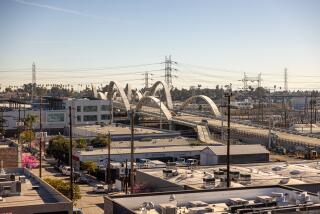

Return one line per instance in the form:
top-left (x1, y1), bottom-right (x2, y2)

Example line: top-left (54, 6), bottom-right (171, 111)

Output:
top-left (24, 114), bottom-right (37, 130)
top-left (23, 114), bottom-right (37, 148)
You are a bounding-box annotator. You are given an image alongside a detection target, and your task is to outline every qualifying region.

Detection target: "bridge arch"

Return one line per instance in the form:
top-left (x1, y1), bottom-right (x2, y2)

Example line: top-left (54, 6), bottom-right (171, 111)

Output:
top-left (147, 81), bottom-right (173, 110)
top-left (180, 95), bottom-right (221, 117)
top-left (107, 81), bottom-right (131, 112)
top-left (136, 96), bottom-right (172, 121)
top-left (97, 92), bottom-right (107, 100)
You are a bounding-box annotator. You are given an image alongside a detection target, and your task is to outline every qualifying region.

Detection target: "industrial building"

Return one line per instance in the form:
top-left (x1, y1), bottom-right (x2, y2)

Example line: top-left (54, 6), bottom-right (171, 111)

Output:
top-left (104, 185), bottom-right (320, 214)
top-left (135, 161), bottom-right (320, 192)
top-left (73, 144), bottom-right (207, 170)
top-left (0, 168), bottom-right (72, 214)
top-left (200, 144), bottom-right (269, 165)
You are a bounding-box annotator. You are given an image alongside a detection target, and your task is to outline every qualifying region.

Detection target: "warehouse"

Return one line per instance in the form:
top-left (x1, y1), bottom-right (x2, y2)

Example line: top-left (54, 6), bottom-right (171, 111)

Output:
top-left (200, 144), bottom-right (269, 165)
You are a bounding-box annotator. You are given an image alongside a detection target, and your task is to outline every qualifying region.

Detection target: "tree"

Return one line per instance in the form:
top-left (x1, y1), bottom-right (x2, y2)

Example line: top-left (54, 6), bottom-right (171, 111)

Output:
top-left (24, 114), bottom-right (37, 130)
top-left (46, 135), bottom-right (70, 164)
top-left (90, 134), bottom-right (108, 148)
top-left (20, 130), bottom-right (35, 144)
top-left (75, 138), bottom-right (87, 149)
top-left (81, 161), bottom-right (98, 175)
top-left (44, 178), bottom-right (81, 204)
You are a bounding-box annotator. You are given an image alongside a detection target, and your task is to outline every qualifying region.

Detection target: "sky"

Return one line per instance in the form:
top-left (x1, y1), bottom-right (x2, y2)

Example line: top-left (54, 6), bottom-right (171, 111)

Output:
top-left (0, 0), bottom-right (320, 90)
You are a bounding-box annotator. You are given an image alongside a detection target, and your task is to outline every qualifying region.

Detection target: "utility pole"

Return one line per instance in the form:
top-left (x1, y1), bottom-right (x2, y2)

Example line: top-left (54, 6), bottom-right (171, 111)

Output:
top-left (39, 97), bottom-right (42, 178)
top-left (310, 92), bottom-right (315, 134)
top-left (159, 95), bottom-right (162, 129)
top-left (268, 91), bottom-right (273, 149)
top-left (130, 109), bottom-right (135, 194)
top-left (32, 62), bottom-right (36, 103)
top-left (220, 86), bottom-right (224, 141)
top-left (107, 131), bottom-right (111, 192)
top-left (225, 88), bottom-right (232, 188)
top-left (68, 106), bottom-right (74, 201)
top-left (109, 99), bottom-right (113, 125)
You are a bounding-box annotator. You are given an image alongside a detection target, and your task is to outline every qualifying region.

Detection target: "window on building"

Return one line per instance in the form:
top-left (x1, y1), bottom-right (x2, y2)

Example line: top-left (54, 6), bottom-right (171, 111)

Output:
top-left (77, 115), bottom-right (81, 122)
top-left (83, 106), bottom-right (97, 112)
top-left (47, 113), bottom-right (65, 122)
top-left (101, 105), bottom-right (108, 111)
top-left (77, 106), bottom-right (81, 112)
top-left (101, 114), bottom-right (110, 120)
top-left (83, 115), bottom-right (97, 121)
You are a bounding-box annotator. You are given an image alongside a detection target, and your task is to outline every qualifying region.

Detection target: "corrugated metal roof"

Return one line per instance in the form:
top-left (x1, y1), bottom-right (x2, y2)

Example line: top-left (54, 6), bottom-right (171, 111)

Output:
top-left (203, 144), bottom-right (269, 156)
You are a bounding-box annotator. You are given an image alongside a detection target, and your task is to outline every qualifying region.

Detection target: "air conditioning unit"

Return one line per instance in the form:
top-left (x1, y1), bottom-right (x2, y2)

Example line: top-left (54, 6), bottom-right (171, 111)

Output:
top-left (228, 198), bottom-right (249, 206)
top-left (159, 203), bottom-right (177, 214)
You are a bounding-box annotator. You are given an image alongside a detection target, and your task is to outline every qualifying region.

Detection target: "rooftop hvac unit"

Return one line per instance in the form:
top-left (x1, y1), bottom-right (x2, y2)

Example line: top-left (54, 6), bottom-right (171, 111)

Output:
top-left (239, 173), bottom-right (251, 184)
top-left (256, 195), bottom-right (273, 204)
top-left (159, 203), bottom-right (177, 214)
top-left (214, 170), bottom-right (225, 179)
top-left (227, 198), bottom-right (249, 206)
top-left (163, 169), bottom-right (173, 179)
top-left (203, 175), bottom-right (215, 189)
top-left (296, 192), bottom-right (312, 205)
top-left (271, 192), bottom-right (288, 206)
top-left (230, 170), bottom-right (240, 181)
top-left (188, 206), bottom-right (213, 214)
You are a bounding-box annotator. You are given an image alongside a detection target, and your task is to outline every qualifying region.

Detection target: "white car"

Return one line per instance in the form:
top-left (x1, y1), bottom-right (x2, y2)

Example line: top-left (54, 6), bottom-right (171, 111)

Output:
top-left (62, 166), bottom-right (72, 175)
top-left (93, 184), bottom-right (106, 193)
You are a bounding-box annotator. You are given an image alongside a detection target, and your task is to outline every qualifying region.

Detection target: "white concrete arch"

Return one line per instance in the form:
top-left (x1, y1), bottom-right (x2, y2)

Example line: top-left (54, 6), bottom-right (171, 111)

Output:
top-left (180, 95), bottom-right (221, 117)
top-left (136, 96), bottom-right (173, 121)
top-left (107, 81), bottom-right (131, 112)
top-left (91, 84), bottom-right (98, 98)
top-left (124, 83), bottom-right (132, 103)
top-left (147, 81), bottom-right (173, 110)
top-left (97, 92), bottom-right (107, 100)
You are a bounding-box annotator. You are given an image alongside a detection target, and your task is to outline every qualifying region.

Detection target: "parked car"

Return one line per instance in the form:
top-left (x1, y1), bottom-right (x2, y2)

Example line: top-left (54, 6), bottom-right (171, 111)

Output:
top-left (175, 158), bottom-right (187, 166)
top-left (186, 159), bottom-right (199, 166)
top-left (75, 176), bottom-right (89, 184)
top-left (136, 159), bottom-right (153, 168)
top-left (93, 184), bottom-right (106, 193)
top-left (62, 166), bottom-right (72, 175)
top-left (58, 164), bottom-right (65, 172)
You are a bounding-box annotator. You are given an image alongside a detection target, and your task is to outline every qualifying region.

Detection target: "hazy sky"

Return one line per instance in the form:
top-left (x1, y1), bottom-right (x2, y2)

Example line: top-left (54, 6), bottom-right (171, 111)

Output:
top-left (0, 0), bottom-right (320, 90)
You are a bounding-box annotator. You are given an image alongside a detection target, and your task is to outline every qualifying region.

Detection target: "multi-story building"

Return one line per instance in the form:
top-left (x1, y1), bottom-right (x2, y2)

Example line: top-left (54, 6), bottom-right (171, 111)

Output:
top-left (2, 98), bottom-right (112, 136)
top-left (65, 98), bottom-right (111, 125)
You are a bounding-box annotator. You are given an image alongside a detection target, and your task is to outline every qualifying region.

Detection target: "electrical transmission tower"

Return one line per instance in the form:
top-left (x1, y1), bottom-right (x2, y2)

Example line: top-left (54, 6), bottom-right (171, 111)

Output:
top-left (32, 62), bottom-right (36, 102)
top-left (164, 55), bottom-right (177, 88)
top-left (239, 72), bottom-right (262, 90)
top-left (284, 68), bottom-right (288, 92)
top-left (144, 71), bottom-right (153, 90)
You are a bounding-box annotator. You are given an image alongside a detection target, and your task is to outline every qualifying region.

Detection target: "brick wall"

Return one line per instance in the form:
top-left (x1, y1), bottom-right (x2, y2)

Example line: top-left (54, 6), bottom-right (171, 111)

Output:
top-left (0, 147), bottom-right (18, 167)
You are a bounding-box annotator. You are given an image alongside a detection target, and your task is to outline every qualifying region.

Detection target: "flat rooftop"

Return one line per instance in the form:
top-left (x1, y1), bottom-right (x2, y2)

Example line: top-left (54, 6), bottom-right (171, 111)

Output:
top-left (74, 124), bottom-right (167, 136)
top-left (107, 185), bottom-right (320, 213)
top-left (76, 145), bottom-right (207, 156)
top-left (0, 168), bottom-right (71, 208)
top-left (98, 137), bottom-right (203, 149)
top-left (139, 161), bottom-right (320, 190)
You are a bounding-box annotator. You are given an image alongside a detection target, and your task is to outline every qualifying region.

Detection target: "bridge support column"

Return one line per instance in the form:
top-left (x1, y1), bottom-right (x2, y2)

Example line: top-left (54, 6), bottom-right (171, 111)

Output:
top-left (168, 121), bottom-right (174, 130)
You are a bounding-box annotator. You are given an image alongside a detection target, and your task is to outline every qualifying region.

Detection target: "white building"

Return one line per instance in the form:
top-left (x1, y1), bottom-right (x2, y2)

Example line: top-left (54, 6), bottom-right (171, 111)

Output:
top-left (65, 98), bottom-right (111, 125)
top-left (2, 98), bottom-right (112, 133)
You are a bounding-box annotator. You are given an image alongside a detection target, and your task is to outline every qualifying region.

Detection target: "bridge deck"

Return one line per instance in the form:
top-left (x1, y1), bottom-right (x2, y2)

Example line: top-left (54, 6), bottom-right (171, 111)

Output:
top-left (175, 114), bottom-right (320, 147)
